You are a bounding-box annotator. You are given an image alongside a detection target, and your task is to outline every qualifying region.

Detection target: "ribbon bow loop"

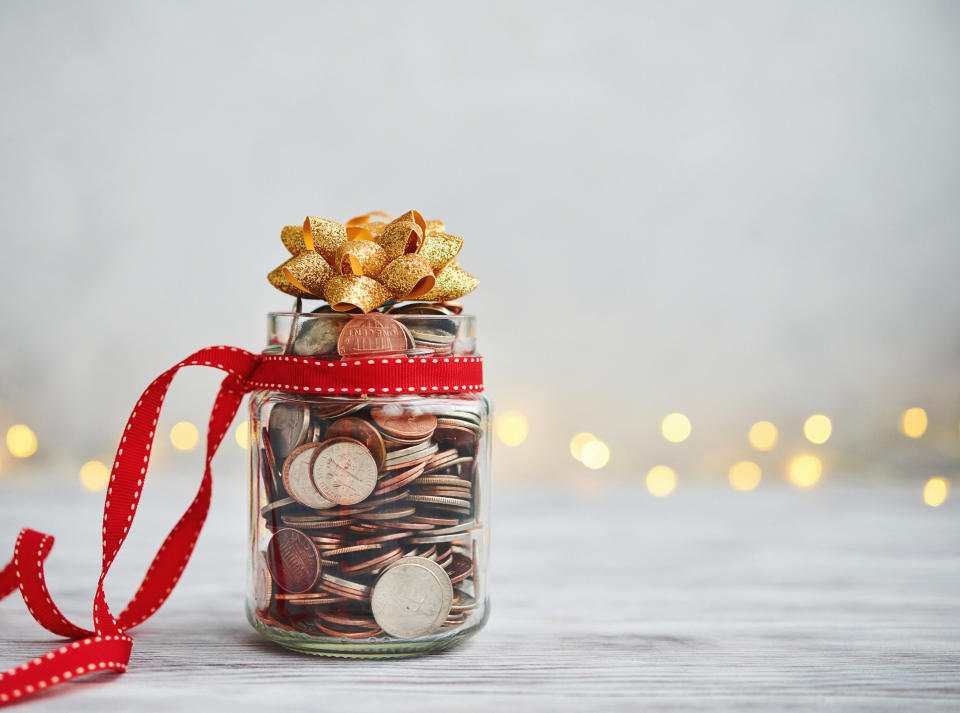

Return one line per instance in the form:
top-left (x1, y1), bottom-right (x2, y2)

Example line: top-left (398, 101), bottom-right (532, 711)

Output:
top-left (267, 210), bottom-right (479, 312)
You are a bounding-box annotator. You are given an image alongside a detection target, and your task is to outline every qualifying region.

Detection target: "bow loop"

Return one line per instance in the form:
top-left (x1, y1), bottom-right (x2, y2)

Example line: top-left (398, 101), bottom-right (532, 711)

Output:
top-left (268, 210), bottom-right (478, 312)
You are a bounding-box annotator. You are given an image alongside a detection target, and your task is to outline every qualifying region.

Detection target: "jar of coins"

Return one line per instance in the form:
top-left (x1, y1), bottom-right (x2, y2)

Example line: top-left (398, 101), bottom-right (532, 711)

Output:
top-left (246, 306), bottom-right (490, 656)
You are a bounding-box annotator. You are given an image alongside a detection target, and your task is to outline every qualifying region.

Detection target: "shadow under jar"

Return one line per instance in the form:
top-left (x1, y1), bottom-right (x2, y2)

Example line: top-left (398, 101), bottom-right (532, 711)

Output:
top-left (246, 309), bottom-right (491, 656)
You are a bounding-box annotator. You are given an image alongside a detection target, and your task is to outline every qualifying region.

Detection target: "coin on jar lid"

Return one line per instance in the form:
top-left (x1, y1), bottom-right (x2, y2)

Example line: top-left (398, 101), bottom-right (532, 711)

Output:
top-left (370, 405), bottom-right (437, 440)
top-left (266, 528), bottom-right (321, 594)
top-left (253, 551), bottom-right (273, 611)
top-left (337, 314), bottom-right (413, 358)
top-left (371, 556), bottom-right (453, 638)
top-left (267, 402), bottom-right (310, 460)
top-left (293, 316), bottom-right (343, 357)
top-left (323, 417), bottom-right (386, 470)
top-left (281, 443), bottom-right (335, 509)
top-left (310, 437), bottom-right (378, 505)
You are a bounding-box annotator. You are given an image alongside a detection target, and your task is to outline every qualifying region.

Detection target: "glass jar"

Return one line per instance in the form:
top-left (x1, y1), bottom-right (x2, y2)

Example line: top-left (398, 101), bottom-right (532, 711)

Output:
top-left (245, 309), bottom-right (491, 656)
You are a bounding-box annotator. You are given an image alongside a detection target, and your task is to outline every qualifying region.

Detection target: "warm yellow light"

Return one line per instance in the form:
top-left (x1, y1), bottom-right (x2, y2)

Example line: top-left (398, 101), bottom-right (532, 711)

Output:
top-left (923, 477), bottom-right (949, 507)
top-left (748, 421), bottom-right (778, 451)
top-left (661, 413), bottom-right (691, 443)
top-left (6, 425), bottom-right (38, 458)
top-left (900, 408), bottom-right (928, 439)
top-left (170, 421), bottom-right (200, 452)
top-left (803, 414), bottom-right (832, 444)
top-left (646, 465), bottom-right (677, 497)
top-left (79, 460), bottom-right (110, 492)
top-left (729, 461), bottom-right (762, 491)
top-left (788, 454), bottom-right (822, 488)
top-left (569, 432), bottom-right (597, 461)
top-left (580, 440), bottom-right (610, 470)
top-left (495, 411), bottom-right (528, 447)
top-left (235, 420), bottom-right (249, 450)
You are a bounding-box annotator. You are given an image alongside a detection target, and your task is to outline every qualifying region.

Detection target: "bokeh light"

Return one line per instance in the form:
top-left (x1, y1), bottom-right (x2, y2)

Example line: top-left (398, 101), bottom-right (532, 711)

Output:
top-left (235, 420), bottom-right (249, 450)
top-left (646, 465), bottom-right (677, 497)
top-left (495, 411), bottom-right (528, 447)
top-left (803, 414), bottom-right (832, 444)
top-left (569, 432), bottom-right (597, 461)
top-left (788, 454), bottom-right (823, 488)
top-left (748, 421), bottom-right (778, 451)
top-left (170, 421), bottom-right (200, 452)
top-left (79, 460), bottom-right (110, 492)
top-left (580, 440), bottom-right (610, 470)
top-left (729, 461), bottom-right (762, 491)
top-left (661, 413), bottom-right (691, 443)
top-left (900, 408), bottom-right (928, 439)
top-left (6, 424), bottom-right (38, 458)
top-left (923, 477), bottom-right (949, 507)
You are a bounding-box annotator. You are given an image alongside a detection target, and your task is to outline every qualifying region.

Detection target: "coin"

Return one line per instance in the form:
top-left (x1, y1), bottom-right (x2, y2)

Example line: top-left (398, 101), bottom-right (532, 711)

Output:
top-left (311, 437), bottom-right (378, 505)
top-left (337, 314), bottom-right (413, 358)
top-left (266, 528), bottom-right (321, 594)
top-left (293, 316), bottom-right (343, 357)
top-left (324, 417), bottom-right (386, 470)
top-left (268, 402), bottom-right (310, 460)
top-left (371, 557), bottom-right (454, 638)
top-left (281, 443), bottom-right (335, 509)
top-left (370, 405), bottom-right (438, 440)
top-left (253, 552), bottom-right (272, 611)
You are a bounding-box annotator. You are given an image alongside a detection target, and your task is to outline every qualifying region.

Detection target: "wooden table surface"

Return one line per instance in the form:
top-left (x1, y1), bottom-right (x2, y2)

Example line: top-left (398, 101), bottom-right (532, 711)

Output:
top-left (1, 475), bottom-right (958, 711)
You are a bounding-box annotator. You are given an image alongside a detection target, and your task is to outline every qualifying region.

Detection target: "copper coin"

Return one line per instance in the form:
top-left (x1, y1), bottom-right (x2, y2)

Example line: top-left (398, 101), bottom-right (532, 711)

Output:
top-left (370, 406), bottom-right (437, 440)
top-left (266, 528), bottom-right (321, 594)
top-left (311, 437), bottom-right (378, 505)
top-left (337, 314), bottom-right (413, 358)
top-left (324, 417), bottom-right (386, 470)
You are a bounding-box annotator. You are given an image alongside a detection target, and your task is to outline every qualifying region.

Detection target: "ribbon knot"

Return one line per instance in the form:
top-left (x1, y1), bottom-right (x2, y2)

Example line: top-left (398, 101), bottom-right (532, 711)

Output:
top-left (267, 210), bottom-right (479, 312)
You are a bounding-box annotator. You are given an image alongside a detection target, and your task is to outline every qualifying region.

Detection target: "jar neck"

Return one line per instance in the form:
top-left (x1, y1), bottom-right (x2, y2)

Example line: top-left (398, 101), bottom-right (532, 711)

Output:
top-left (266, 309), bottom-right (477, 360)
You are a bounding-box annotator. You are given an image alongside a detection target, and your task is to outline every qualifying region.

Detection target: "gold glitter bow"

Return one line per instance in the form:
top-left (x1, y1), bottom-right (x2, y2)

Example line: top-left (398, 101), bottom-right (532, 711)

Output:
top-left (267, 210), bottom-right (479, 312)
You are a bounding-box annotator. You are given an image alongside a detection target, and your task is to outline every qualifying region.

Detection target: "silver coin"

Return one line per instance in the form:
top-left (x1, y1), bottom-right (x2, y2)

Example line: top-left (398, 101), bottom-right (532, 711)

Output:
top-left (281, 444), bottom-right (336, 509)
top-left (294, 317), bottom-right (343, 357)
top-left (252, 551), bottom-right (272, 611)
top-left (371, 557), bottom-right (453, 638)
top-left (268, 402), bottom-right (310, 459)
top-left (311, 438), bottom-right (378, 505)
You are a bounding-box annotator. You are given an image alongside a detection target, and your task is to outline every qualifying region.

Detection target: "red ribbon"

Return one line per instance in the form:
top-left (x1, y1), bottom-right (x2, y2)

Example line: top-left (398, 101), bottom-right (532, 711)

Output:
top-left (0, 346), bottom-right (483, 706)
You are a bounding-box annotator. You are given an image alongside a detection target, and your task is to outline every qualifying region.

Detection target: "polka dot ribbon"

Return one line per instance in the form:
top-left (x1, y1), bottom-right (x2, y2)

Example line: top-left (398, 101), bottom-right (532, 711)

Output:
top-left (0, 346), bottom-right (483, 706)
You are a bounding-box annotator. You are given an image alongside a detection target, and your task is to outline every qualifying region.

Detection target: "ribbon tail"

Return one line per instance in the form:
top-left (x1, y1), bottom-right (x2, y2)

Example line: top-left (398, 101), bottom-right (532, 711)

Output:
top-left (0, 347), bottom-right (261, 707)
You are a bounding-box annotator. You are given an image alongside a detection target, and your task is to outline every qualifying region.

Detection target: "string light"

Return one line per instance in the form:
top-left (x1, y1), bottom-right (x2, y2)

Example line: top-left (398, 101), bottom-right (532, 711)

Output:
top-left (646, 465), bottom-right (677, 497)
top-left (6, 425), bottom-right (38, 458)
top-left (923, 477), bottom-right (948, 507)
top-left (569, 432), bottom-right (597, 461)
top-left (495, 411), bottom-right (528, 447)
top-left (803, 415), bottom-right (832, 444)
top-left (580, 440), bottom-right (610, 470)
top-left (235, 420), bottom-right (249, 450)
top-left (748, 421), bottom-right (778, 451)
top-left (661, 413), bottom-right (691, 443)
top-left (900, 408), bottom-right (927, 439)
top-left (170, 421), bottom-right (200, 452)
top-left (729, 461), bottom-right (762, 491)
top-left (788, 454), bottom-right (822, 488)
top-left (79, 460), bottom-right (110, 492)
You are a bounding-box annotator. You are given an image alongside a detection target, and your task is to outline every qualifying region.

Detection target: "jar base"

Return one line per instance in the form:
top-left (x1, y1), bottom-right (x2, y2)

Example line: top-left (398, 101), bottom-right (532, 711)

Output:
top-left (246, 602), bottom-right (489, 658)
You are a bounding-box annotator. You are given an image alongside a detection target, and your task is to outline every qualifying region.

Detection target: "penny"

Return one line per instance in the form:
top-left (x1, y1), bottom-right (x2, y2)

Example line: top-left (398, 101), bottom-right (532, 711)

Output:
top-left (370, 405), bottom-right (438, 440)
top-left (268, 402), bottom-right (310, 460)
top-left (253, 552), bottom-right (272, 611)
top-left (324, 417), bottom-right (386, 470)
top-left (281, 443), bottom-right (336, 509)
top-left (371, 557), bottom-right (454, 638)
top-left (337, 314), bottom-right (413, 358)
top-left (311, 437), bottom-right (378, 505)
top-left (293, 316), bottom-right (343, 357)
top-left (266, 528), bottom-right (321, 594)
top-left (340, 546), bottom-right (404, 576)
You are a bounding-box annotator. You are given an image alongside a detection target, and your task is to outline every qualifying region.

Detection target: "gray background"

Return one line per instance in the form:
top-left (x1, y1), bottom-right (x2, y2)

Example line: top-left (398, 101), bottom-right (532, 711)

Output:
top-left (0, 0), bottom-right (958, 483)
